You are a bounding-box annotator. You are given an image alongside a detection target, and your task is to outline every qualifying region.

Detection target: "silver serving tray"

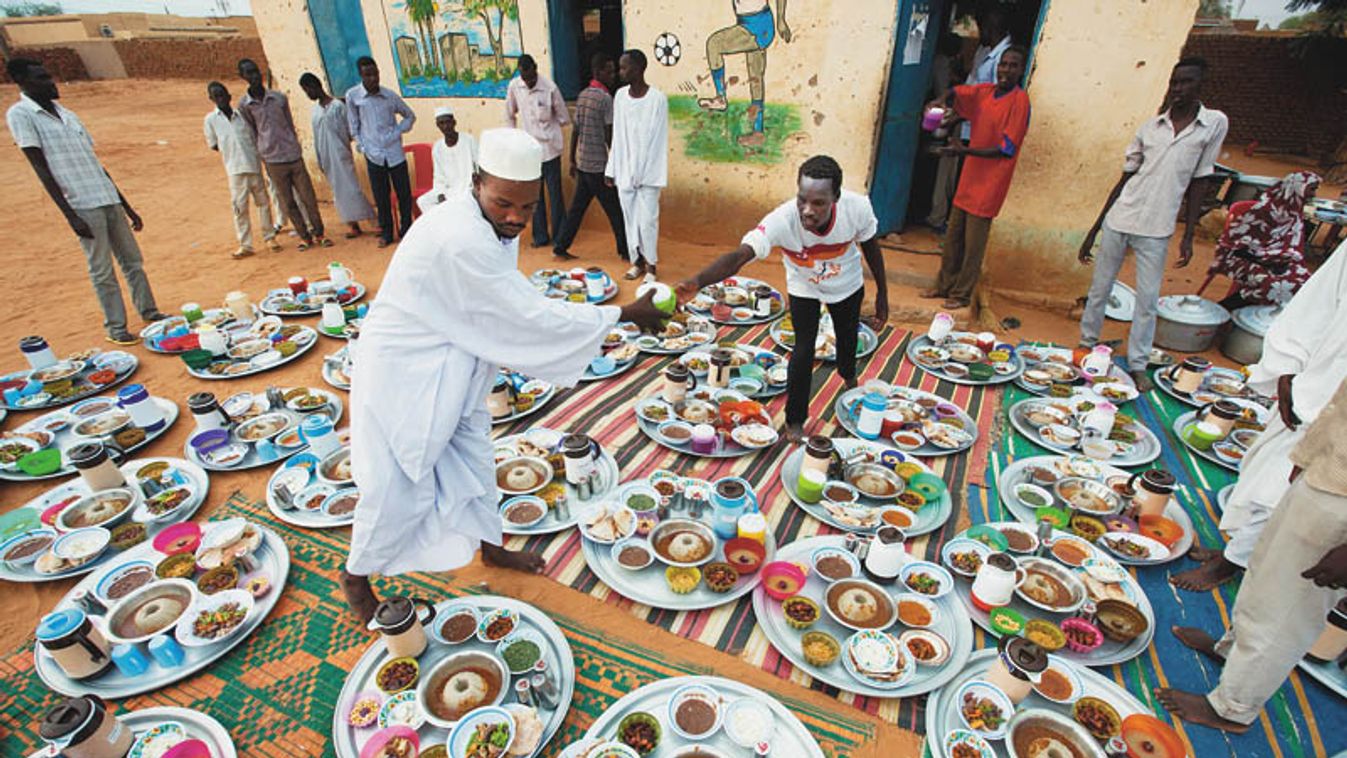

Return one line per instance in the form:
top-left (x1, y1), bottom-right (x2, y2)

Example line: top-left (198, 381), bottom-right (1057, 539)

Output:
top-left (583, 675), bottom-right (823, 757)
top-left (331, 595), bottom-right (574, 758)
top-left (996, 455), bottom-right (1194, 565)
top-left (26, 706), bottom-right (237, 758)
top-left (924, 649), bottom-right (1148, 758)
top-left (492, 385), bottom-right (558, 426)
top-left (1171, 412), bottom-right (1244, 473)
top-left (635, 404), bottom-right (765, 459)
top-left (1152, 365), bottom-right (1267, 410)
top-left (680, 343), bottom-right (789, 400)
top-left (778, 438), bottom-right (953, 536)
top-left (1011, 345), bottom-right (1137, 401)
top-left (139, 305), bottom-right (264, 354)
top-left (1, 397), bottom-right (179, 482)
top-left (530, 268), bottom-right (619, 305)
top-left (752, 535), bottom-right (973, 698)
top-left (1, 356), bottom-right (139, 412)
top-left (34, 519), bottom-right (290, 697)
top-left (581, 479), bottom-right (774, 610)
top-left (687, 276), bottom-right (786, 326)
top-left (833, 386), bottom-right (977, 457)
top-left (182, 389), bottom-right (343, 472)
top-left (947, 522), bottom-right (1156, 667)
top-left (1298, 655), bottom-right (1347, 702)
top-left (768, 315), bottom-right (880, 362)
top-left (259, 281), bottom-right (368, 317)
top-left (185, 327), bottom-right (319, 381)
top-left (1008, 398), bottom-right (1160, 468)
top-left (635, 323), bottom-right (720, 356)
top-left (906, 335), bottom-right (1023, 386)
top-left (0, 456), bottom-right (210, 584)
top-left (496, 428), bottom-right (621, 536)
top-left (323, 347), bottom-right (352, 391)
top-left (263, 443), bottom-right (355, 530)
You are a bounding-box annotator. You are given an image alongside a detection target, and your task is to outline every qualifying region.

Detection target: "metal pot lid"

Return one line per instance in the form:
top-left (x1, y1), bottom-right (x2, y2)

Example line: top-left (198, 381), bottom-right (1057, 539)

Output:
top-left (1106, 282), bottom-right (1136, 322)
top-left (1156, 295), bottom-right (1230, 326)
top-left (1231, 305), bottom-right (1280, 336)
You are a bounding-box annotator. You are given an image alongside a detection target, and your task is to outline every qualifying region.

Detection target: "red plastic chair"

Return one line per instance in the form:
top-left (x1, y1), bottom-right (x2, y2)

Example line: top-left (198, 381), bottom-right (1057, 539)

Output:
top-left (1196, 199), bottom-right (1256, 298)
top-left (390, 142), bottom-right (434, 221)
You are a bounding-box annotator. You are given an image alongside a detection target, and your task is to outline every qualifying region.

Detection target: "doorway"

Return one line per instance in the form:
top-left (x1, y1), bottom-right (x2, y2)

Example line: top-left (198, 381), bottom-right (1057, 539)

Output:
top-left (548, 0), bottom-right (625, 100)
top-left (308, 0), bottom-right (373, 95)
top-left (870, 0), bottom-right (1050, 234)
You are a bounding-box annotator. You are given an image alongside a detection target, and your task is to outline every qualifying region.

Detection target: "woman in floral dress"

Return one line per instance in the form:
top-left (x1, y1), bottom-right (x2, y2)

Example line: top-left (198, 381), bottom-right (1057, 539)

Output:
top-left (1209, 170), bottom-right (1320, 309)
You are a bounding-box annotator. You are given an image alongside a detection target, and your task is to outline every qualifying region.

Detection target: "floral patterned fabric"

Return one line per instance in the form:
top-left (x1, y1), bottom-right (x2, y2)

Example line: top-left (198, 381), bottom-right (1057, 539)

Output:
top-left (1209, 170), bottom-right (1321, 305)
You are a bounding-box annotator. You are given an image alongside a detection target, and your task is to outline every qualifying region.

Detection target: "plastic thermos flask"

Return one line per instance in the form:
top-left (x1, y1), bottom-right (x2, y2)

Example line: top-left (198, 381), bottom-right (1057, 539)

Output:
top-left (187, 392), bottom-right (229, 432)
top-left (116, 384), bottom-right (164, 432)
top-left (711, 477), bottom-right (752, 540)
top-left (68, 443), bottom-right (126, 491)
top-left (561, 434), bottom-right (598, 485)
top-left (300, 414), bottom-right (339, 458)
top-left (856, 393), bottom-right (887, 439)
top-left (584, 267), bottom-right (607, 301)
top-left (19, 335), bottom-right (57, 370)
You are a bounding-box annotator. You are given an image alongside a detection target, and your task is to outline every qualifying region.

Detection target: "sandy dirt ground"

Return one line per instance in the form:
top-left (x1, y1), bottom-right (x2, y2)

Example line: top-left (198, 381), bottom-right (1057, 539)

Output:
top-left (0, 80), bottom-right (1339, 738)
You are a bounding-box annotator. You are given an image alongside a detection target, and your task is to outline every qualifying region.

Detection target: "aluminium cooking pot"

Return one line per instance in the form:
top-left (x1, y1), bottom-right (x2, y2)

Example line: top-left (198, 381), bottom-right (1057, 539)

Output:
top-left (1221, 304), bottom-right (1279, 365)
top-left (1154, 295), bottom-right (1229, 353)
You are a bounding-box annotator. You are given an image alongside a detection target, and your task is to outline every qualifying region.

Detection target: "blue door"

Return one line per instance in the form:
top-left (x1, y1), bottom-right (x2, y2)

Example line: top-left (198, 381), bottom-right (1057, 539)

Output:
top-left (870, 0), bottom-right (946, 234)
top-left (309, 0), bottom-right (373, 95)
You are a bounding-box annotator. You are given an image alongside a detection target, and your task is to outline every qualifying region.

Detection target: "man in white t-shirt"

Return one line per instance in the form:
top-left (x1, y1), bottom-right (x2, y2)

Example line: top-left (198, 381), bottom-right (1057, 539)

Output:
top-left (417, 105), bottom-right (478, 214)
top-left (677, 155), bottom-right (889, 442)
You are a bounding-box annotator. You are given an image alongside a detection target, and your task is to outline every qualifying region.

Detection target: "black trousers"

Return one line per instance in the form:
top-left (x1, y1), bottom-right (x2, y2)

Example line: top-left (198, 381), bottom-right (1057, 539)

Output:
top-left (553, 170), bottom-right (629, 259)
top-left (367, 158), bottom-right (413, 243)
top-left (785, 286), bottom-right (864, 426)
top-left (533, 156), bottom-right (565, 246)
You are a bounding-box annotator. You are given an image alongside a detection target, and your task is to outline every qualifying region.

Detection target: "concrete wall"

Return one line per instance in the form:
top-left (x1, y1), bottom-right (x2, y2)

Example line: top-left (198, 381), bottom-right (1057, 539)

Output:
top-left (981, 0), bottom-right (1201, 300)
top-left (0, 18), bottom-right (88, 47)
top-left (252, 0), bottom-right (900, 238)
top-left (64, 40), bottom-right (128, 80)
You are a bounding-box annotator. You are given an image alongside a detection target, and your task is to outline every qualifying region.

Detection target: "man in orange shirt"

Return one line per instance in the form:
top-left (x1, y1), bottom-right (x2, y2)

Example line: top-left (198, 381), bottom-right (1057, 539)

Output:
top-left (921, 45), bottom-right (1030, 310)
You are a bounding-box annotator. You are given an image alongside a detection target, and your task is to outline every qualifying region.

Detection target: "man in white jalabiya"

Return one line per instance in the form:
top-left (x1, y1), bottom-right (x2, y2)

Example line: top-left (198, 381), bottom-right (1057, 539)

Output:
top-left (606, 49), bottom-right (667, 282)
top-left (299, 72), bottom-right (376, 239)
top-left (1171, 238), bottom-right (1347, 595)
top-left (416, 104), bottom-right (478, 214)
top-left (342, 128), bottom-right (667, 621)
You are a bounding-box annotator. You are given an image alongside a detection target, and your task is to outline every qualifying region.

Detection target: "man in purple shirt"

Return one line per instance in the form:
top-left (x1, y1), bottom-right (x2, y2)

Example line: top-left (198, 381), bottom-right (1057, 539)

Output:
top-left (346, 56), bottom-right (416, 248)
top-left (236, 57), bottom-right (329, 250)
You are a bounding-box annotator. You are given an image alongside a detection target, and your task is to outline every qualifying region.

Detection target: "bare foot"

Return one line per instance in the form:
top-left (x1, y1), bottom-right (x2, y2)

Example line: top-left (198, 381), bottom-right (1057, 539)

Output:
top-left (482, 543), bottom-right (546, 574)
top-left (1172, 625), bottom-right (1227, 665)
top-left (1155, 688), bottom-right (1251, 733)
top-left (340, 570), bottom-right (380, 626)
top-left (1187, 544), bottom-right (1222, 563)
top-left (919, 289), bottom-right (945, 299)
top-left (784, 422), bottom-right (806, 444)
top-left (1170, 555), bottom-right (1242, 592)
top-left (1131, 369), bottom-right (1155, 393)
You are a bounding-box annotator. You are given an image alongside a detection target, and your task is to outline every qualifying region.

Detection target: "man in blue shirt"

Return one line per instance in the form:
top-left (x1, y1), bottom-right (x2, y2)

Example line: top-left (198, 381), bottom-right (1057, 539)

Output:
top-left (346, 56), bottom-right (416, 248)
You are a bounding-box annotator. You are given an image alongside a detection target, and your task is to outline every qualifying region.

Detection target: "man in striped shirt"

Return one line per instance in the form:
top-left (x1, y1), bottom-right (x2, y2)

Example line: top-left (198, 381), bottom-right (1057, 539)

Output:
top-left (553, 52), bottom-right (627, 262)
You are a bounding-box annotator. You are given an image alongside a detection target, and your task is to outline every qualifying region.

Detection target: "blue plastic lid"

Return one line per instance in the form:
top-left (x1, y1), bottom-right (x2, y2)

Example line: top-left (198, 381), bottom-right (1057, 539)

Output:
top-left (862, 392), bottom-right (887, 409)
top-left (117, 383), bottom-right (148, 402)
top-left (36, 608), bottom-right (86, 641)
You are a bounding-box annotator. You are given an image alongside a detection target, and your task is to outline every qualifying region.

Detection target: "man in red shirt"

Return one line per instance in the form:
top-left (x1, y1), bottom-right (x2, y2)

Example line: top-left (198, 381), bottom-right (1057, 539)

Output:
top-left (921, 45), bottom-right (1030, 310)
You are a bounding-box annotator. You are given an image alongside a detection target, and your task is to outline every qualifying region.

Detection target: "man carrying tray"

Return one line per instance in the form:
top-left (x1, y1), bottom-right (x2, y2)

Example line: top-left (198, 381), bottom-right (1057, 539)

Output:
top-left (342, 128), bottom-right (667, 622)
top-left (676, 155), bottom-right (889, 444)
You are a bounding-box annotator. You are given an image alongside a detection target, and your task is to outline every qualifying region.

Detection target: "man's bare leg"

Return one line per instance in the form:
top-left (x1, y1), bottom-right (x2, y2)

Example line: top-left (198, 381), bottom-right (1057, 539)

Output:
top-left (1155, 688), bottom-right (1251, 733)
top-left (341, 569), bottom-right (380, 625)
top-left (482, 543), bottom-right (546, 573)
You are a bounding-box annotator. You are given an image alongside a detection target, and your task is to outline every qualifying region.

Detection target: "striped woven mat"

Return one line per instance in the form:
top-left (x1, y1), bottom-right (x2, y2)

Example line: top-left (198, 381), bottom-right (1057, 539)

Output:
top-left (498, 324), bottom-right (1000, 730)
top-left (0, 490), bottom-right (877, 757)
top-left (984, 377), bottom-right (1347, 758)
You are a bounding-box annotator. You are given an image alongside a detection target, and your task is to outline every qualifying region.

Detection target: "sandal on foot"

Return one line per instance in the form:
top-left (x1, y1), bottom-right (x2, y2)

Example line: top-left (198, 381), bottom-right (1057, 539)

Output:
top-left (623, 265), bottom-right (644, 280)
top-left (232, 248), bottom-right (255, 260)
top-left (296, 240), bottom-right (313, 251)
top-left (318, 237), bottom-right (334, 248)
top-left (106, 333), bottom-right (140, 347)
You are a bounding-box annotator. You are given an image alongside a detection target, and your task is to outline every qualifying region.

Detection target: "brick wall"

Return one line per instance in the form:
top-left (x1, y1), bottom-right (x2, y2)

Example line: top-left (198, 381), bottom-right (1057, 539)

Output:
top-left (0, 46), bottom-right (88, 82)
top-left (1183, 33), bottom-right (1346, 157)
top-left (111, 37), bottom-right (268, 80)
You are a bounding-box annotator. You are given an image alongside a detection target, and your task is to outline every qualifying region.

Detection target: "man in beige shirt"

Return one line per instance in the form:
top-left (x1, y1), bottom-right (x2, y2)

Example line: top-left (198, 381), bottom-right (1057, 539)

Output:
top-left (1159, 376), bottom-right (1347, 732)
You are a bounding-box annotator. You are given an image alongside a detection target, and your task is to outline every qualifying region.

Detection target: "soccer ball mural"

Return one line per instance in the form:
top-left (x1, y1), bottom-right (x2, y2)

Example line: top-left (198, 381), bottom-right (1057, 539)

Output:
top-left (654, 32), bottom-right (681, 66)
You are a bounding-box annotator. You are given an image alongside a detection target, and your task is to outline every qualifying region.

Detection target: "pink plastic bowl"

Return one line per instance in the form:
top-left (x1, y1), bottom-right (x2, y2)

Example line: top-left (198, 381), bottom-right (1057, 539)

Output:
top-left (152, 521), bottom-right (202, 555)
top-left (761, 560), bottom-right (807, 601)
top-left (359, 726), bottom-right (419, 758)
top-left (162, 739), bottom-right (212, 758)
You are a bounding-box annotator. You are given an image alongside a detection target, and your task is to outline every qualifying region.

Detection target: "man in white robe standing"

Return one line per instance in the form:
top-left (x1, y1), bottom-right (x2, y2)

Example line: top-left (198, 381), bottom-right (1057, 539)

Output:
top-left (606, 49), bottom-right (667, 282)
top-left (300, 72), bottom-right (376, 239)
top-left (1171, 239), bottom-right (1347, 595)
top-left (342, 128), bottom-right (667, 621)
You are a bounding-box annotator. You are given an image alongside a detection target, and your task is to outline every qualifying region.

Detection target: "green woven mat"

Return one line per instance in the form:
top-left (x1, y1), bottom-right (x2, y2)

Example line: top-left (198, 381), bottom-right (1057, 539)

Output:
top-left (0, 491), bottom-right (875, 756)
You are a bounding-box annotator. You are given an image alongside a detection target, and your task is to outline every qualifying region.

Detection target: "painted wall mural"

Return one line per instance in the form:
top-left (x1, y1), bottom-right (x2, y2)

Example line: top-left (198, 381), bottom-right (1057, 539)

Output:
top-left (664, 0), bottom-right (803, 165)
top-left (380, 0), bottom-right (524, 98)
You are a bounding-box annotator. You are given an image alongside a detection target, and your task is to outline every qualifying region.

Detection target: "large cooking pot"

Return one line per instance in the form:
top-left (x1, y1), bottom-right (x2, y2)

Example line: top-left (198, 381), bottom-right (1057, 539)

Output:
top-left (1155, 295), bottom-right (1230, 353)
top-left (1225, 174), bottom-right (1277, 204)
top-left (1222, 304), bottom-right (1279, 365)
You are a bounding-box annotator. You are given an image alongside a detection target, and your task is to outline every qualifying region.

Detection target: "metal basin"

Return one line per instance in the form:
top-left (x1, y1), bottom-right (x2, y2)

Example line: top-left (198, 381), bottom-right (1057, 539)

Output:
top-left (416, 650), bottom-right (509, 729)
top-left (648, 519), bottom-right (717, 568)
top-left (1006, 707), bottom-right (1107, 758)
top-left (1053, 477), bottom-right (1121, 516)
top-left (104, 577), bottom-right (196, 645)
top-left (1014, 557), bottom-right (1087, 614)
top-left (844, 463), bottom-right (905, 500)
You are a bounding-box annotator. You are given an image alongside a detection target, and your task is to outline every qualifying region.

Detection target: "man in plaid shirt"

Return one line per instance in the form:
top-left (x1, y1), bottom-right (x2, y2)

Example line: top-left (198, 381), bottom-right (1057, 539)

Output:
top-left (6, 58), bottom-right (164, 344)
